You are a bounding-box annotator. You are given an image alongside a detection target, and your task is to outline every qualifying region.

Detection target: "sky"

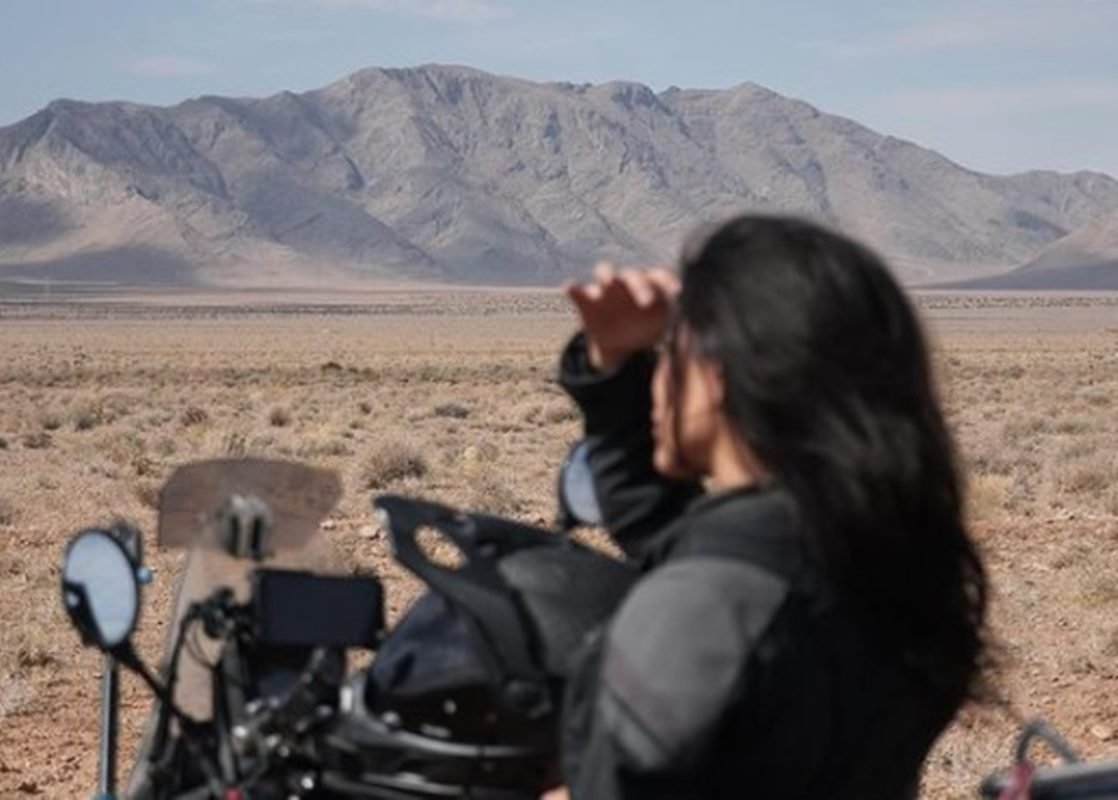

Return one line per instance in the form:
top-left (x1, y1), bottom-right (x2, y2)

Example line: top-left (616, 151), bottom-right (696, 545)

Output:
top-left (1, 0), bottom-right (1116, 177)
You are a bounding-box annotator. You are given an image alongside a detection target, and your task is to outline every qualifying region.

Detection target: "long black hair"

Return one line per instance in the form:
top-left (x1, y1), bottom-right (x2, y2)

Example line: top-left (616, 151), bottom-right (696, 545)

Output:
top-left (672, 214), bottom-right (987, 702)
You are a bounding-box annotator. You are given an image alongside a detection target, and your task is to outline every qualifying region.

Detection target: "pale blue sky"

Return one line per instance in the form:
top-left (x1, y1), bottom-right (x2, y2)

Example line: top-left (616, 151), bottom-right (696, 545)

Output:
top-left (2, 0), bottom-right (1116, 177)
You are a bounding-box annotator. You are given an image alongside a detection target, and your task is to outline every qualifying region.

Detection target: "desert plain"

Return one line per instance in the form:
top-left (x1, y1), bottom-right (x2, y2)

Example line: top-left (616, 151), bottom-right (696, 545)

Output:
top-left (0, 287), bottom-right (1117, 798)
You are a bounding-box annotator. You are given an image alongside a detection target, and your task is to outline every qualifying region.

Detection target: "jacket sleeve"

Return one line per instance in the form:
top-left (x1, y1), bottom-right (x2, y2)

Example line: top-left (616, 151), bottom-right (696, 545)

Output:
top-left (558, 333), bottom-right (701, 559)
top-left (560, 628), bottom-right (694, 800)
top-left (560, 558), bottom-right (791, 800)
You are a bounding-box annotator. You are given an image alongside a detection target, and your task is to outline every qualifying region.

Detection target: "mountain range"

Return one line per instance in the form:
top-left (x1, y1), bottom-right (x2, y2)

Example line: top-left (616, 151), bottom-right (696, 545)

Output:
top-left (2, 64), bottom-right (1117, 289)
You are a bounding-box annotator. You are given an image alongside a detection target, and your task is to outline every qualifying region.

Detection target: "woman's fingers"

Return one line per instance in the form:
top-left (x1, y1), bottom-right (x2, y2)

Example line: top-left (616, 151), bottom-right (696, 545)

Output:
top-left (564, 281), bottom-right (601, 312)
top-left (567, 264), bottom-right (676, 321)
top-left (592, 261), bottom-right (615, 285)
top-left (646, 267), bottom-right (681, 298)
top-left (616, 268), bottom-right (657, 307)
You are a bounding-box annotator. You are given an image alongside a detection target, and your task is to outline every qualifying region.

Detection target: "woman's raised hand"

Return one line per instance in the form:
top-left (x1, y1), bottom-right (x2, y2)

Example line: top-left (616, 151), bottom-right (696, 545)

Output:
top-left (564, 263), bottom-right (680, 371)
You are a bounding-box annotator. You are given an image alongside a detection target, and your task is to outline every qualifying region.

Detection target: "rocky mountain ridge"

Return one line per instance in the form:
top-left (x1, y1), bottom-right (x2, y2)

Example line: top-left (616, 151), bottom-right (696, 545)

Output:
top-left (2, 64), bottom-right (1117, 287)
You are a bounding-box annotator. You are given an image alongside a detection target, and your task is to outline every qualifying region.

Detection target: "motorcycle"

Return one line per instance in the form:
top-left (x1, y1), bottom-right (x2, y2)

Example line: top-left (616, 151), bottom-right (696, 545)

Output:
top-left (62, 450), bottom-right (1118, 799)
top-left (61, 447), bottom-right (633, 799)
top-left (979, 720), bottom-right (1118, 799)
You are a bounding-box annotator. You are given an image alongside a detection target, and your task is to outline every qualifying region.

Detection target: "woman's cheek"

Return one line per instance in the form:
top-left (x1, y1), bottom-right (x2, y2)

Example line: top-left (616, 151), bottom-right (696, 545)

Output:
top-left (652, 432), bottom-right (690, 480)
top-left (650, 357), bottom-right (688, 478)
top-left (651, 354), bottom-right (669, 421)
top-left (652, 438), bottom-right (671, 477)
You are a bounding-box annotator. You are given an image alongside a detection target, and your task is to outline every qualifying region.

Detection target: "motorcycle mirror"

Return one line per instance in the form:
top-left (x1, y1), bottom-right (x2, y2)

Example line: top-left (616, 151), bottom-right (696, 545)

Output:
top-left (558, 440), bottom-right (603, 528)
top-left (113, 519), bottom-right (144, 565)
top-left (61, 529), bottom-right (142, 652)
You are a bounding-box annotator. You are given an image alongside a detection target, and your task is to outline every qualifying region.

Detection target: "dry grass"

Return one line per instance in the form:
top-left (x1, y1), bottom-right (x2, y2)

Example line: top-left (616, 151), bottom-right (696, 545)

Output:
top-left (432, 402), bottom-right (471, 419)
top-left (360, 440), bottom-right (430, 489)
top-left (268, 406), bottom-right (293, 427)
top-left (0, 496), bottom-right (16, 527)
top-left (0, 289), bottom-right (1116, 797)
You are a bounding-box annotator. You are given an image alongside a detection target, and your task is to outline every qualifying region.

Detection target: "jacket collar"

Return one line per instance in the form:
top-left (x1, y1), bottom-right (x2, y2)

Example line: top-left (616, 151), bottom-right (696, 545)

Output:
top-left (638, 481), bottom-right (796, 570)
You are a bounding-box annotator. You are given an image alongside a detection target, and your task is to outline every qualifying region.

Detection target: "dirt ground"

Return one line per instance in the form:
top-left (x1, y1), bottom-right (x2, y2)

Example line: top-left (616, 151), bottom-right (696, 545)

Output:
top-left (0, 289), bottom-right (1116, 797)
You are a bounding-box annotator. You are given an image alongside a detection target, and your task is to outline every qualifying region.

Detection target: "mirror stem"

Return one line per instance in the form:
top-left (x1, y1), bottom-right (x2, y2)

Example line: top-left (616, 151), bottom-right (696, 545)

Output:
top-left (97, 654), bottom-right (119, 798)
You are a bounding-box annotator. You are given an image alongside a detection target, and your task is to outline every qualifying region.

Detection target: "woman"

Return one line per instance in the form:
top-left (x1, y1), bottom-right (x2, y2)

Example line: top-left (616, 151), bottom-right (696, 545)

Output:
top-left (547, 215), bottom-right (987, 799)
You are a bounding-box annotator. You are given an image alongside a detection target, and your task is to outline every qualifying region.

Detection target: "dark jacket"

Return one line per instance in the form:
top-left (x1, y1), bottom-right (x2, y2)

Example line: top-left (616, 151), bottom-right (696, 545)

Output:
top-left (557, 335), bottom-right (957, 800)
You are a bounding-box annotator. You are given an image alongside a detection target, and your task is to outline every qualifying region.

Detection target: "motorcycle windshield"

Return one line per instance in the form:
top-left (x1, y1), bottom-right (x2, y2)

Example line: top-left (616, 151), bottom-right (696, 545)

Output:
top-left (158, 458), bottom-right (342, 552)
top-left (153, 458), bottom-right (343, 720)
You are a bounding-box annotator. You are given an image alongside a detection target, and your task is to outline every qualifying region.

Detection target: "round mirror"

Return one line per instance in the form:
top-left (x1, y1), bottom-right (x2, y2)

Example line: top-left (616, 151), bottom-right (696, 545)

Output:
top-left (559, 440), bottom-right (603, 527)
top-left (61, 530), bottom-right (140, 650)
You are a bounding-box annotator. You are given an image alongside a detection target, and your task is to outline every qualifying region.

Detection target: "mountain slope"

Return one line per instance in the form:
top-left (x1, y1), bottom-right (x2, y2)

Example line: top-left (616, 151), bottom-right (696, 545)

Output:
top-left (953, 209), bottom-right (1118, 289)
top-left (2, 64), bottom-right (1117, 286)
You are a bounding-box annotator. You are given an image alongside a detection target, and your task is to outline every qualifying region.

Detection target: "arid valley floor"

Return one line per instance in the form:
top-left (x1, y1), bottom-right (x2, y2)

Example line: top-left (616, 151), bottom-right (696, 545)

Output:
top-left (1, 289), bottom-right (1117, 797)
